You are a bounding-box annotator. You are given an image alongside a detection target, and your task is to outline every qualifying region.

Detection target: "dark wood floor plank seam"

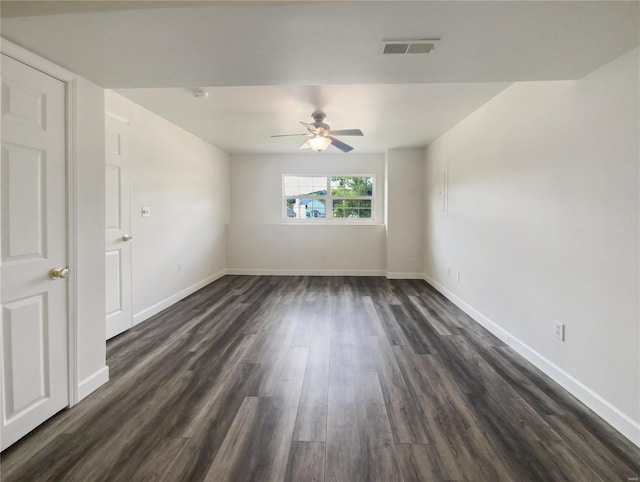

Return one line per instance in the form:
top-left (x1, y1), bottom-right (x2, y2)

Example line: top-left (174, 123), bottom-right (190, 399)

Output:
top-left (2, 275), bottom-right (638, 482)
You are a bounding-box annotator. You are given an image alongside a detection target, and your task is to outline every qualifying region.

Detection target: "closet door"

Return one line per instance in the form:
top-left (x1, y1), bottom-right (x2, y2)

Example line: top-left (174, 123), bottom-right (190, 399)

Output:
top-left (1, 54), bottom-right (69, 450)
top-left (105, 114), bottom-right (133, 339)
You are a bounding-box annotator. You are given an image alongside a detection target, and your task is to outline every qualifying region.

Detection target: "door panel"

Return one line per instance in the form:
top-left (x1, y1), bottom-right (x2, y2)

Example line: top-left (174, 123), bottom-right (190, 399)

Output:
top-left (1, 77), bottom-right (46, 129)
top-left (105, 115), bottom-right (132, 339)
top-left (1, 54), bottom-right (68, 450)
top-left (105, 250), bottom-right (122, 316)
top-left (2, 144), bottom-right (46, 258)
top-left (3, 294), bottom-right (49, 418)
top-left (105, 164), bottom-right (121, 229)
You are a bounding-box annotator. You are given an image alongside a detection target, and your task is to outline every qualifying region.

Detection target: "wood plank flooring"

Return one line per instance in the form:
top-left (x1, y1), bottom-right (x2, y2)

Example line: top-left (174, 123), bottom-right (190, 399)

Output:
top-left (2, 275), bottom-right (639, 481)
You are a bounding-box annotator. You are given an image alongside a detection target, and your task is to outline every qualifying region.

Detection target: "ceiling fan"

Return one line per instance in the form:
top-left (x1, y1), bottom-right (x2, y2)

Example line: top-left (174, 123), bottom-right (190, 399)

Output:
top-left (271, 112), bottom-right (364, 152)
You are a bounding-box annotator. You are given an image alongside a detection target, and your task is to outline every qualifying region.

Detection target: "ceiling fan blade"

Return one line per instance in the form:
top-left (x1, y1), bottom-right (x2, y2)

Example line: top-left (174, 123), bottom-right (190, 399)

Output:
top-left (300, 121), bottom-right (319, 135)
top-left (271, 133), bottom-right (309, 137)
top-left (330, 129), bottom-right (364, 137)
top-left (330, 137), bottom-right (354, 153)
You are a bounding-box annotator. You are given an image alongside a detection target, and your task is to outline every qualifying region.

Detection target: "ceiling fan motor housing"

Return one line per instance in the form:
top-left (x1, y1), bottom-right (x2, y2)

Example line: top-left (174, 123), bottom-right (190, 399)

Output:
top-left (311, 112), bottom-right (330, 132)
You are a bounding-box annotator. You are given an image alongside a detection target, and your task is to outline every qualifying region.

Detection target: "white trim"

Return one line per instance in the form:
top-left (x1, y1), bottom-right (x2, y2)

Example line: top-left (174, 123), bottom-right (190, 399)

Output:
top-left (0, 38), bottom-right (75, 82)
top-left (105, 111), bottom-right (130, 125)
top-left (226, 268), bottom-right (386, 277)
top-left (1, 38), bottom-right (81, 407)
top-left (423, 273), bottom-right (640, 448)
top-left (385, 272), bottom-right (425, 280)
top-left (133, 270), bottom-right (227, 325)
top-left (77, 366), bottom-right (109, 402)
top-left (275, 221), bottom-right (385, 226)
top-left (65, 77), bottom-right (79, 406)
top-left (422, 274), bottom-right (510, 344)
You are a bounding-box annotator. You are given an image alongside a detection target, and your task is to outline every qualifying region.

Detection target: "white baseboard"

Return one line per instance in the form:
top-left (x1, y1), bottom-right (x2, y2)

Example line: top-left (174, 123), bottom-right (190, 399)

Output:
top-left (133, 269), bottom-right (227, 325)
top-left (386, 272), bottom-right (426, 280)
top-left (77, 366), bottom-right (109, 402)
top-left (423, 273), bottom-right (640, 448)
top-left (226, 268), bottom-right (386, 277)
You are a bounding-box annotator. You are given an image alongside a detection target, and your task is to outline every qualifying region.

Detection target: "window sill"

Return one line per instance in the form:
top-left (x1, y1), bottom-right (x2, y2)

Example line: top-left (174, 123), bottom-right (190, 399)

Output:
top-left (279, 220), bottom-right (384, 226)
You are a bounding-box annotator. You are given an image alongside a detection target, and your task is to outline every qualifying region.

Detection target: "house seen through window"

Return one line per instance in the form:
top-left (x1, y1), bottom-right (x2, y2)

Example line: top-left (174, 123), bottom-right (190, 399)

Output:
top-left (283, 175), bottom-right (374, 220)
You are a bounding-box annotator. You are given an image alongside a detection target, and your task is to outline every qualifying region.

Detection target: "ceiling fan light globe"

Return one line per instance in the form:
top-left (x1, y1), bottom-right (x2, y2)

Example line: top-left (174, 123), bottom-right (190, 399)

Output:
top-left (307, 135), bottom-right (331, 152)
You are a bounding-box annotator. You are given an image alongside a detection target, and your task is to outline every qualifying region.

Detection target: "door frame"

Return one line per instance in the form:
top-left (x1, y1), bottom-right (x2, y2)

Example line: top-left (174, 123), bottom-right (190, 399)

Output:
top-left (1, 38), bottom-right (80, 407)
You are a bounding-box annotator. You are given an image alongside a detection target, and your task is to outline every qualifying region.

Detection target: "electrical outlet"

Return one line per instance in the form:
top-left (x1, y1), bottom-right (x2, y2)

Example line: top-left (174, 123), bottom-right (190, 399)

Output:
top-left (456, 271), bottom-right (461, 284)
top-left (448, 267), bottom-right (451, 278)
top-left (177, 263), bottom-right (182, 274)
top-left (554, 321), bottom-right (565, 341)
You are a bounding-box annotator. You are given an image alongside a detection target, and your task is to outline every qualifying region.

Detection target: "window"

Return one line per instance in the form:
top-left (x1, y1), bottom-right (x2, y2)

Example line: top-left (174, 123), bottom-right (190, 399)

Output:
top-left (283, 175), bottom-right (374, 220)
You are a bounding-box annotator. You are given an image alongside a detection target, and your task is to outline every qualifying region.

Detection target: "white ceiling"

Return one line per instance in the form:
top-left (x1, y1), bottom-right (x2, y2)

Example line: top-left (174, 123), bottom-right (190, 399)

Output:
top-left (2, 1), bottom-right (639, 154)
top-left (114, 83), bottom-right (511, 153)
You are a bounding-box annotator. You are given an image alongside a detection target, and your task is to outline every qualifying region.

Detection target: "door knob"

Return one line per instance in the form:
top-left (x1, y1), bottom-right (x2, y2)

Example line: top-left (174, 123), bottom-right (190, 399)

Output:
top-left (49, 267), bottom-right (70, 280)
top-left (122, 234), bottom-right (133, 242)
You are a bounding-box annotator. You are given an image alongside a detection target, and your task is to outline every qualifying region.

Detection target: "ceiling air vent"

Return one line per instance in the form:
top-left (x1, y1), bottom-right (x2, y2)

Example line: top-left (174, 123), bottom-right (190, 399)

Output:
top-left (381, 38), bottom-right (440, 55)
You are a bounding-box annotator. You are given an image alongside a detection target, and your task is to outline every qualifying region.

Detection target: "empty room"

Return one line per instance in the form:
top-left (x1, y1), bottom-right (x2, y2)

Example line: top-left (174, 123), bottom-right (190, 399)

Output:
top-left (0, 1), bottom-right (639, 480)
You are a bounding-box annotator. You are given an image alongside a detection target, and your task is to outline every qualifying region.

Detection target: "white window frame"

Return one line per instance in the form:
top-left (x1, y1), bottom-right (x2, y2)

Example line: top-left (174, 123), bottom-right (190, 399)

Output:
top-left (282, 174), bottom-right (376, 222)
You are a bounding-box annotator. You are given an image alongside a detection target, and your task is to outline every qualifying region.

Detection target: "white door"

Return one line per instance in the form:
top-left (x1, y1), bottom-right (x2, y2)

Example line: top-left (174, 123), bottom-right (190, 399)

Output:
top-left (0, 54), bottom-right (69, 450)
top-left (105, 115), bottom-right (133, 339)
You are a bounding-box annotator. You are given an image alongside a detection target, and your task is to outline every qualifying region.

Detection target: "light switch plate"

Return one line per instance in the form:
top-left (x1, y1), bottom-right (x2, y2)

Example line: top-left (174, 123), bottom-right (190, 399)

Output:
top-left (554, 321), bottom-right (565, 341)
top-left (142, 206), bottom-right (151, 217)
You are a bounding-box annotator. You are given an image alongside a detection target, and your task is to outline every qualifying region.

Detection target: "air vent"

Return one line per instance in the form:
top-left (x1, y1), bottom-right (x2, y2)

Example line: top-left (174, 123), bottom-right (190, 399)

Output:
top-left (383, 43), bottom-right (410, 55)
top-left (381, 38), bottom-right (440, 55)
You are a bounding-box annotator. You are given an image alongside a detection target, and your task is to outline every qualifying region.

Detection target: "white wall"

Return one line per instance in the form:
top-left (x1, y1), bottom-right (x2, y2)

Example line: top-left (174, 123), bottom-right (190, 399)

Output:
top-left (227, 153), bottom-right (386, 275)
top-left (105, 91), bottom-right (229, 323)
top-left (75, 77), bottom-right (108, 397)
top-left (386, 148), bottom-right (424, 278)
top-left (424, 48), bottom-right (639, 443)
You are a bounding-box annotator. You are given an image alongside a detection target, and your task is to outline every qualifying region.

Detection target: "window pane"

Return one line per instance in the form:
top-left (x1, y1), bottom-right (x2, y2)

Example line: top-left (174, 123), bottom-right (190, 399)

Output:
top-left (286, 197), bottom-right (326, 218)
top-left (304, 199), bottom-right (326, 218)
top-left (332, 199), bottom-right (372, 218)
top-left (285, 198), bottom-right (297, 217)
top-left (311, 176), bottom-right (327, 191)
top-left (284, 176), bottom-right (327, 196)
top-left (284, 185), bottom-right (300, 196)
top-left (330, 177), bottom-right (373, 196)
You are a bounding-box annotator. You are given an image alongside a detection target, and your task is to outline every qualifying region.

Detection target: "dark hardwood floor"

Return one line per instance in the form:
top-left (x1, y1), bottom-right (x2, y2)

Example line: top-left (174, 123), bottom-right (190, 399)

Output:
top-left (2, 276), bottom-right (639, 481)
